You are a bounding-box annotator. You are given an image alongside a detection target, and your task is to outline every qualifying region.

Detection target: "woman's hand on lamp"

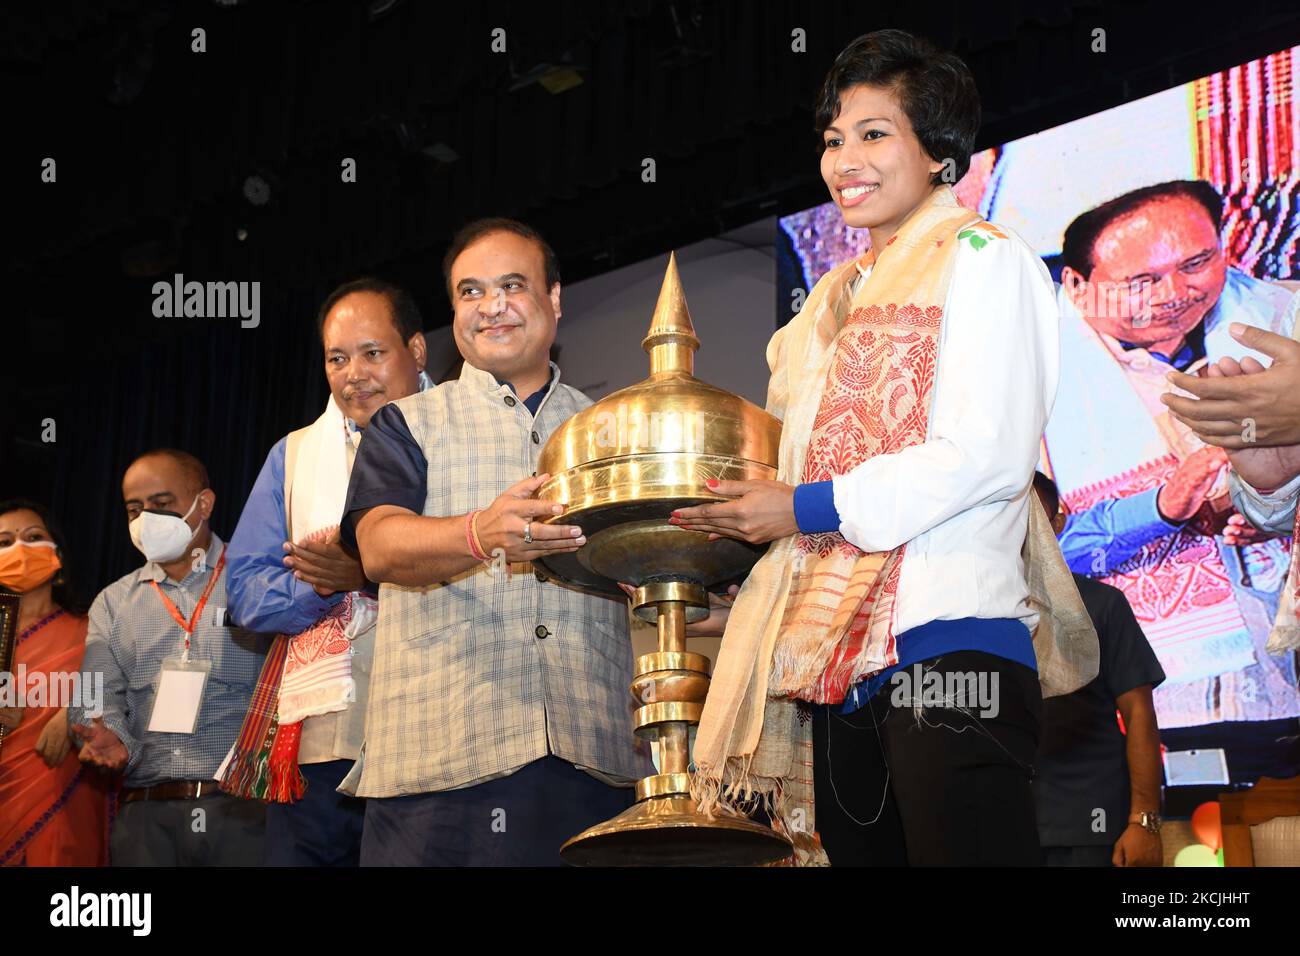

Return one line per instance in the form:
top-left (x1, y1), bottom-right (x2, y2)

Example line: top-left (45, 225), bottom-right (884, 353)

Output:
top-left (669, 479), bottom-right (799, 545)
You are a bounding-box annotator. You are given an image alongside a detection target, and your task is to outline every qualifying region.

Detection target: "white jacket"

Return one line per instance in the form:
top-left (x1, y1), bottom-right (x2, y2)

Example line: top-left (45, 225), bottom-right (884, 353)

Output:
top-left (828, 227), bottom-right (1060, 635)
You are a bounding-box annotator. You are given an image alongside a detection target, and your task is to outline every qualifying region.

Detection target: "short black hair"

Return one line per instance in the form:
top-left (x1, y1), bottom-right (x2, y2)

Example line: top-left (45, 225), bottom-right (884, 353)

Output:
top-left (1032, 470), bottom-right (1060, 518)
top-left (316, 277), bottom-right (424, 344)
top-left (813, 29), bottom-right (980, 186)
top-left (131, 448), bottom-right (210, 497)
top-left (441, 218), bottom-right (561, 302)
top-left (1060, 180), bottom-right (1224, 278)
top-left (0, 498), bottom-right (87, 614)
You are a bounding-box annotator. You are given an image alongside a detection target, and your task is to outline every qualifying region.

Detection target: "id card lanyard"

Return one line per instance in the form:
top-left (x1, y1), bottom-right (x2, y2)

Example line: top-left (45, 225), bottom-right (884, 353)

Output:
top-left (144, 545), bottom-right (225, 735)
top-left (149, 545), bottom-right (227, 662)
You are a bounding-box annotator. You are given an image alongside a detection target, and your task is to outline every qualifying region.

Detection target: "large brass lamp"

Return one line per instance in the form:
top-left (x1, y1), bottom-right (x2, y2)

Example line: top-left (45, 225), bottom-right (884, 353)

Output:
top-left (535, 253), bottom-right (793, 866)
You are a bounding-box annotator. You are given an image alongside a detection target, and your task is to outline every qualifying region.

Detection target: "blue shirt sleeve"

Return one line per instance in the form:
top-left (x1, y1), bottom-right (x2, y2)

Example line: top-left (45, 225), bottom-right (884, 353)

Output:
top-left (793, 481), bottom-right (841, 534)
top-left (226, 437), bottom-right (343, 635)
top-left (341, 403), bottom-right (429, 551)
top-left (1057, 486), bottom-right (1182, 576)
top-left (70, 591), bottom-right (144, 772)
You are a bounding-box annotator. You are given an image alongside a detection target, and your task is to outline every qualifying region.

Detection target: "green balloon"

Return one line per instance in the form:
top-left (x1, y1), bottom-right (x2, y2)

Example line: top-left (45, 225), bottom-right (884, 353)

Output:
top-left (1174, 844), bottom-right (1219, 867)
top-left (1217, 847), bottom-right (1225, 866)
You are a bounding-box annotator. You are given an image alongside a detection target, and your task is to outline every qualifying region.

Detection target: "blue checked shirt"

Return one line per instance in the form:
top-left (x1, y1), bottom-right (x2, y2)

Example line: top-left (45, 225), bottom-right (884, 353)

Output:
top-left (68, 532), bottom-right (268, 788)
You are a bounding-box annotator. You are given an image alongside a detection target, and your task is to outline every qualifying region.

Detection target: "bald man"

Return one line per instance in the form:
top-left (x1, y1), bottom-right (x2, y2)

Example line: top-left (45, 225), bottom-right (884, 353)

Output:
top-left (68, 448), bottom-right (267, 866)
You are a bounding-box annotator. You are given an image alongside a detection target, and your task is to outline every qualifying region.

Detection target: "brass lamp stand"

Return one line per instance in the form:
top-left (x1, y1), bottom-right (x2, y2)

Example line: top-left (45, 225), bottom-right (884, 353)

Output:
top-left (535, 254), bottom-right (793, 866)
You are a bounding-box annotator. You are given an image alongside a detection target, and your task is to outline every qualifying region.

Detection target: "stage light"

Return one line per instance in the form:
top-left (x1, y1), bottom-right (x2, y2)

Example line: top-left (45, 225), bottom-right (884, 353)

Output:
top-left (243, 175), bottom-right (271, 207)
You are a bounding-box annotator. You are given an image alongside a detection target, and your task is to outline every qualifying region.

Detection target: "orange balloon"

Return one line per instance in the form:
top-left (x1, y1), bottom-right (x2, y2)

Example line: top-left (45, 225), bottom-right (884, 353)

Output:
top-left (1191, 801), bottom-right (1222, 851)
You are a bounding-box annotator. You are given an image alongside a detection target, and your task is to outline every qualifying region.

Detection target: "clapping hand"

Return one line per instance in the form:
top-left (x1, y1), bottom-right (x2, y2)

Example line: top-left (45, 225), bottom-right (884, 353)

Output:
top-left (284, 525), bottom-right (367, 597)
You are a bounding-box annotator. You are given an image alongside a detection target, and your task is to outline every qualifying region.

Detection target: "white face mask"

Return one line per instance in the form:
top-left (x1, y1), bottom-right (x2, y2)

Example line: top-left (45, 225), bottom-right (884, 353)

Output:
top-left (128, 495), bottom-right (202, 564)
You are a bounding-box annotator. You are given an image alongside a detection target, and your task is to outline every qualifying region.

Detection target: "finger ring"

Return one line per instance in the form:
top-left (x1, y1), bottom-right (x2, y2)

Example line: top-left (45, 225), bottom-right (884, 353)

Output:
top-left (523, 521), bottom-right (533, 544)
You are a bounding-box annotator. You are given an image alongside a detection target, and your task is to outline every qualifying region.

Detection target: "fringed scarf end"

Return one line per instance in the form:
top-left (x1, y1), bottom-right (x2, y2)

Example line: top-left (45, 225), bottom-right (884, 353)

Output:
top-left (264, 719), bottom-right (306, 804)
top-left (691, 752), bottom-right (766, 818)
top-left (1267, 621), bottom-right (1300, 654)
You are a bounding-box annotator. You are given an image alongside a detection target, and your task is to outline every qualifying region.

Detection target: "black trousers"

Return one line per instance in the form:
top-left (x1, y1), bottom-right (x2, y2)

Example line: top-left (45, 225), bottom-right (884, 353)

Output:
top-left (264, 759), bottom-right (366, 867)
top-left (110, 791), bottom-right (266, 866)
top-left (360, 756), bottom-right (632, 866)
top-left (810, 650), bottom-right (1043, 866)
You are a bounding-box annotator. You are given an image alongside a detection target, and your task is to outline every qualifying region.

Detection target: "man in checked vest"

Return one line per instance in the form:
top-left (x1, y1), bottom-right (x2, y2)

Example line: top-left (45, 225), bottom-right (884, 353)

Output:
top-left (223, 278), bottom-right (431, 865)
top-left (341, 218), bottom-right (651, 866)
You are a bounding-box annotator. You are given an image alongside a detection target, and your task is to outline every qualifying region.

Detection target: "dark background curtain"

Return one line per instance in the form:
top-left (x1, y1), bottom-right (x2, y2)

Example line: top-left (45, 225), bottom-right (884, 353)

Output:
top-left (6, 0), bottom-right (1300, 605)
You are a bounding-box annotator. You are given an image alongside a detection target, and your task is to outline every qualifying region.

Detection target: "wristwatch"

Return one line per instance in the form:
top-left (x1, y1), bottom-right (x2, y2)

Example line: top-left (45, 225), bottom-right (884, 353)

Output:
top-left (1129, 811), bottom-right (1162, 834)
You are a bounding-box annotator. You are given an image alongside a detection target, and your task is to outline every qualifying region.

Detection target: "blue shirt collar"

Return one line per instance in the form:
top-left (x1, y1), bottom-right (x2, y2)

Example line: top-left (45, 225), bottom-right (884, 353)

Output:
top-left (493, 366), bottom-right (555, 405)
top-left (1117, 318), bottom-right (1207, 372)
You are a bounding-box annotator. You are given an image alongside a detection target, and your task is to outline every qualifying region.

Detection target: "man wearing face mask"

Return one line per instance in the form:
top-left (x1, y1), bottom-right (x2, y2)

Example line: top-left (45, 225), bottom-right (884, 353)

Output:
top-left (221, 278), bottom-right (431, 866)
top-left (67, 449), bottom-right (267, 866)
top-left (340, 218), bottom-right (650, 866)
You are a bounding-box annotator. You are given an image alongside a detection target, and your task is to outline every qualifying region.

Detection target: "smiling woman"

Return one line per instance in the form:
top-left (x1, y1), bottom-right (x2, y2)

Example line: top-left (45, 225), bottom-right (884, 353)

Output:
top-left (684, 29), bottom-right (1098, 869)
top-left (815, 29), bottom-right (980, 253)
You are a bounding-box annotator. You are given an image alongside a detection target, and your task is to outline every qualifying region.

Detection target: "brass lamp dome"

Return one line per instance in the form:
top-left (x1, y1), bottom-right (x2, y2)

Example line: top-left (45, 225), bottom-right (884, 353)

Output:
top-left (535, 252), bottom-right (781, 603)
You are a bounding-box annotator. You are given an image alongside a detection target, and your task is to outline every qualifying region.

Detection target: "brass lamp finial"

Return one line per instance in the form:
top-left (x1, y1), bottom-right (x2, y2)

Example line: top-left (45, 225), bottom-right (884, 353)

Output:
top-left (641, 252), bottom-right (701, 376)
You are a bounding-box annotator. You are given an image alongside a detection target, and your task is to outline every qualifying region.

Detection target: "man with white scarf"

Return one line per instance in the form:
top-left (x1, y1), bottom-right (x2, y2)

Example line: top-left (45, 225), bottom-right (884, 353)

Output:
top-left (1044, 180), bottom-right (1300, 743)
top-left (223, 278), bottom-right (431, 866)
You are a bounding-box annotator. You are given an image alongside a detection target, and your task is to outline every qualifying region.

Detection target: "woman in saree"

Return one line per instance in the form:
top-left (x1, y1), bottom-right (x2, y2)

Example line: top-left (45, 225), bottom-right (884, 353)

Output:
top-left (674, 29), bottom-right (1095, 865)
top-left (0, 499), bottom-right (113, 866)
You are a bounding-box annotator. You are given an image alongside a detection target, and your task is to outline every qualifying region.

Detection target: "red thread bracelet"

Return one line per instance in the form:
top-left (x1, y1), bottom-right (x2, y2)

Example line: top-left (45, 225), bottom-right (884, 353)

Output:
top-left (466, 509), bottom-right (489, 561)
top-left (471, 511), bottom-right (491, 561)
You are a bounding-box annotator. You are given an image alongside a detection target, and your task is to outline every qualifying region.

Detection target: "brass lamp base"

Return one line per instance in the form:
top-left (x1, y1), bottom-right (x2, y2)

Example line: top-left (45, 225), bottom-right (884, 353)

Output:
top-left (559, 578), bottom-right (793, 867)
top-left (560, 795), bottom-right (793, 867)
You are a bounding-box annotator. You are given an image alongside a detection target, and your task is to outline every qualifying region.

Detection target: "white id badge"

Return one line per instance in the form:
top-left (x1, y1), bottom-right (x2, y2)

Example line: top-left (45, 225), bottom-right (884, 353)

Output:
top-left (146, 657), bottom-right (211, 734)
